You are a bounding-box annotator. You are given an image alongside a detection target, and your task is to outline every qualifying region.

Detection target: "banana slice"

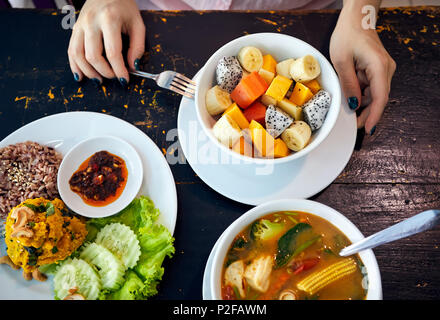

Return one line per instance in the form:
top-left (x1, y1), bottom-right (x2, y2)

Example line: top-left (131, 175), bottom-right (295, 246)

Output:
top-left (205, 85), bottom-right (232, 116)
top-left (276, 58), bottom-right (295, 79)
top-left (237, 46), bottom-right (264, 73)
top-left (212, 114), bottom-right (243, 148)
top-left (289, 55), bottom-right (321, 82)
top-left (281, 121), bottom-right (312, 151)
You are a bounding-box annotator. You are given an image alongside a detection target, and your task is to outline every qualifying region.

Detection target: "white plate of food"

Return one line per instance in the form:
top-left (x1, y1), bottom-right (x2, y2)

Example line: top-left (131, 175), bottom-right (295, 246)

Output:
top-left (177, 73), bottom-right (356, 205)
top-left (0, 111), bottom-right (177, 300)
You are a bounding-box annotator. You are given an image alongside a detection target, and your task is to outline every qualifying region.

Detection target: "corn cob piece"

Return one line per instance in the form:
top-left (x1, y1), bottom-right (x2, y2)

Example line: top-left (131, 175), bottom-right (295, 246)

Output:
top-left (297, 258), bottom-right (357, 295)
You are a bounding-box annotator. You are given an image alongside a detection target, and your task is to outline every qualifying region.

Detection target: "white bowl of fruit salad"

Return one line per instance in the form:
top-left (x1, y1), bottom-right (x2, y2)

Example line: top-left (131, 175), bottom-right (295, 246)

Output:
top-left (195, 33), bottom-right (341, 164)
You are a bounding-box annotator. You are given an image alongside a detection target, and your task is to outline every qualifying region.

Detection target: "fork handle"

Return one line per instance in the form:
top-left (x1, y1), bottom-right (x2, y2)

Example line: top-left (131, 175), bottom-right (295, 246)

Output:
top-left (130, 70), bottom-right (158, 81)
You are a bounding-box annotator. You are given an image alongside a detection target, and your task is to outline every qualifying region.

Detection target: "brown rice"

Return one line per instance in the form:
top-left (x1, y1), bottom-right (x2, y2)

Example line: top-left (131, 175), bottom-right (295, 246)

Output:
top-left (0, 141), bottom-right (62, 219)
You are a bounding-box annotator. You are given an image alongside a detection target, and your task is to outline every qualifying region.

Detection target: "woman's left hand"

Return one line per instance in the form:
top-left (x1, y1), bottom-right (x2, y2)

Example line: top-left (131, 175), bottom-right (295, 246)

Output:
top-left (330, 1), bottom-right (396, 135)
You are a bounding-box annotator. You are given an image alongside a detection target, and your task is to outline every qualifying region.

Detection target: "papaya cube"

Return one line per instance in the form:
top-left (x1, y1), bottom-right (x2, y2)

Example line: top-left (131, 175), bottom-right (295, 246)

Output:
top-left (262, 54), bottom-right (277, 74)
top-left (243, 101), bottom-right (267, 126)
top-left (232, 136), bottom-right (255, 157)
top-left (303, 79), bottom-right (321, 94)
top-left (265, 75), bottom-right (293, 102)
top-left (289, 82), bottom-right (314, 106)
top-left (230, 71), bottom-right (269, 109)
top-left (249, 120), bottom-right (275, 157)
top-left (223, 103), bottom-right (250, 129)
top-left (273, 138), bottom-right (290, 158)
top-left (277, 99), bottom-right (303, 121)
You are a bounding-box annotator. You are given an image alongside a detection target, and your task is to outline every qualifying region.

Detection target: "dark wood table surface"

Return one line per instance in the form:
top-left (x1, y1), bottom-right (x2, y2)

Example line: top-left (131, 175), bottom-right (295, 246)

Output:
top-left (0, 7), bottom-right (439, 300)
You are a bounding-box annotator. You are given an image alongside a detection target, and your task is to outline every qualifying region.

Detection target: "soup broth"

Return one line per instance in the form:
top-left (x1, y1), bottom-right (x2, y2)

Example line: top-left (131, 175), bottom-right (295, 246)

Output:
top-left (221, 211), bottom-right (367, 300)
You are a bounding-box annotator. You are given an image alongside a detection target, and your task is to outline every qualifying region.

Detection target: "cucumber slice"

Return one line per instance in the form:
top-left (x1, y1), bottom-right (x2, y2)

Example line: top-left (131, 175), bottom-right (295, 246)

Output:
top-left (95, 223), bottom-right (141, 269)
top-left (53, 258), bottom-right (101, 300)
top-left (80, 242), bottom-right (126, 290)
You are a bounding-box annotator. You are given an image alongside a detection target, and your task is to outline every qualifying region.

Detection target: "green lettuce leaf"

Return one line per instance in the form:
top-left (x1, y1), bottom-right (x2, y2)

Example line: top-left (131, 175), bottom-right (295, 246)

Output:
top-left (135, 224), bottom-right (175, 298)
top-left (87, 196), bottom-right (174, 300)
top-left (102, 270), bottom-right (145, 300)
top-left (86, 196), bottom-right (160, 236)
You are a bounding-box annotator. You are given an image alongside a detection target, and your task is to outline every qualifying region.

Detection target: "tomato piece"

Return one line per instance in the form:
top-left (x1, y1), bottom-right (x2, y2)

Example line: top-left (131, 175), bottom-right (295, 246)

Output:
top-left (302, 257), bottom-right (320, 270)
top-left (290, 257), bottom-right (320, 275)
top-left (293, 264), bottom-right (305, 275)
top-left (222, 285), bottom-right (236, 300)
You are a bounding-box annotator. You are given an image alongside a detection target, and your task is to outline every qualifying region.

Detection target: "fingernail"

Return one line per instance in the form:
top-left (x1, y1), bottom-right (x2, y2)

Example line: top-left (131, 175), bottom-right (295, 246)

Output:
top-left (91, 78), bottom-right (101, 86)
top-left (370, 126), bottom-right (376, 136)
top-left (119, 77), bottom-right (128, 88)
top-left (73, 73), bottom-right (80, 82)
top-left (134, 59), bottom-right (141, 71)
top-left (348, 97), bottom-right (359, 110)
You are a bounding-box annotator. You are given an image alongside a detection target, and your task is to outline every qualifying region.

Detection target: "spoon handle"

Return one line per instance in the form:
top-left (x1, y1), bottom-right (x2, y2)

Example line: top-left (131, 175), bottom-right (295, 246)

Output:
top-left (339, 209), bottom-right (440, 257)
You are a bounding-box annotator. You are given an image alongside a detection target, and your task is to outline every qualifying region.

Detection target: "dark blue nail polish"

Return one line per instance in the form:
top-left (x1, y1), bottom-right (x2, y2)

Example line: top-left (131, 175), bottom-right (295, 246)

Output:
top-left (134, 59), bottom-right (140, 71)
top-left (348, 97), bottom-right (359, 110)
top-left (370, 126), bottom-right (376, 136)
top-left (91, 78), bottom-right (101, 86)
top-left (73, 73), bottom-right (80, 81)
top-left (119, 77), bottom-right (128, 88)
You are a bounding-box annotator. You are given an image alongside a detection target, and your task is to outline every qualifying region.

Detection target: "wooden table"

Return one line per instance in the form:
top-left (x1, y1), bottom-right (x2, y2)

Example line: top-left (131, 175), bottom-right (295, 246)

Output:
top-left (0, 7), bottom-right (439, 300)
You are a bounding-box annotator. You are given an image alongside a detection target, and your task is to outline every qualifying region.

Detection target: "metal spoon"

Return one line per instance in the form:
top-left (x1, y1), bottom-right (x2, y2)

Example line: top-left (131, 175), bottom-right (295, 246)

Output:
top-left (339, 209), bottom-right (440, 257)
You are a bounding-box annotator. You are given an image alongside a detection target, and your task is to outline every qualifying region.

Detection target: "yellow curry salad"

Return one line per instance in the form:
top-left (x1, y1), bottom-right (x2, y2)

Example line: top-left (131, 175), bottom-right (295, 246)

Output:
top-left (4, 197), bottom-right (87, 273)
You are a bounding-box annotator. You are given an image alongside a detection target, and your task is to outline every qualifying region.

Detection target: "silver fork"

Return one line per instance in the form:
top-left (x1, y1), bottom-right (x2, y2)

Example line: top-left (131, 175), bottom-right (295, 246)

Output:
top-left (130, 70), bottom-right (196, 99)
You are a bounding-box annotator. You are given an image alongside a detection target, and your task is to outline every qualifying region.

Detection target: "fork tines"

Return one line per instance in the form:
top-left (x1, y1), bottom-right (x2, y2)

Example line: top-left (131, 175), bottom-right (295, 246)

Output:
top-left (170, 73), bottom-right (196, 99)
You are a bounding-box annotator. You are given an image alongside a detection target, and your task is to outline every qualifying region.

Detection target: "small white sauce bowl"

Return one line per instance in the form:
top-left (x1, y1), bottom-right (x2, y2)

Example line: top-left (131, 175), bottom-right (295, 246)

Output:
top-left (57, 136), bottom-right (143, 218)
top-left (209, 199), bottom-right (382, 300)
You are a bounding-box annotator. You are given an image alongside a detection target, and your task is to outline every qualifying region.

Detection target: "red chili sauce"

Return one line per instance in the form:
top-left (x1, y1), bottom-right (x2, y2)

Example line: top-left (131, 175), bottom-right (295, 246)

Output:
top-left (69, 151), bottom-right (128, 207)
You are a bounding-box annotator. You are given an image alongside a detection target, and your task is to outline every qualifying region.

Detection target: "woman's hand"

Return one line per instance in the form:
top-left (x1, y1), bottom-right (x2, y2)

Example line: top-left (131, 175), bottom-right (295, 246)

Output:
top-left (68, 0), bottom-right (145, 86)
top-left (330, 0), bottom-right (396, 135)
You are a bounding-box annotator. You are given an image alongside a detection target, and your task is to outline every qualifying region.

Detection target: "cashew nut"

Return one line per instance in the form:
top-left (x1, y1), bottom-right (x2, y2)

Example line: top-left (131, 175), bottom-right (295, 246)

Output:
top-left (64, 293), bottom-right (86, 300)
top-left (11, 227), bottom-right (34, 238)
top-left (22, 270), bottom-right (32, 281)
top-left (0, 255), bottom-right (20, 270)
top-left (68, 287), bottom-right (79, 294)
top-left (11, 206), bottom-right (34, 221)
top-left (64, 287), bottom-right (85, 300)
top-left (11, 207), bottom-right (35, 238)
top-left (32, 269), bottom-right (47, 282)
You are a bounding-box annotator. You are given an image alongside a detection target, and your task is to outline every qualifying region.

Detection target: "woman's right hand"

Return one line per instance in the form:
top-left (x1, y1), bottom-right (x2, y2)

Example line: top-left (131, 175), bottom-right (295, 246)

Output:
top-left (68, 0), bottom-right (146, 86)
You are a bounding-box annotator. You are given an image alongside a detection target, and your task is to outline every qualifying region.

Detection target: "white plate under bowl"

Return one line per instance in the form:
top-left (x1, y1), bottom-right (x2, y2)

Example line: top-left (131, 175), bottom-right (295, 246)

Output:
top-left (177, 72), bottom-right (356, 205)
top-left (58, 136), bottom-right (143, 218)
top-left (0, 111), bottom-right (177, 300)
